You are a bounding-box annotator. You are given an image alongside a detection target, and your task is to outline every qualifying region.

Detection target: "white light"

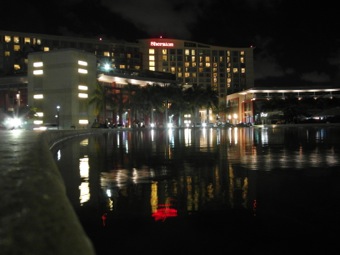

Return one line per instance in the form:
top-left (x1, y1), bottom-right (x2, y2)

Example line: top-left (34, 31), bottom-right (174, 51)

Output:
top-left (33, 62), bottom-right (43, 67)
top-left (4, 117), bottom-right (22, 129)
top-left (33, 70), bottom-right (43, 75)
top-left (34, 120), bottom-right (43, 125)
top-left (79, 119), bottom-right (89, 124)
top-left (33, 94), bottom-right (43, 99)
top-left (78, 93), bottom-right (88, 98)
top-left (103, 63), bottom-right (111, 71)
top-left (78, 60), bottom-right (88, 66)
top-left (78, 85), bottom-right (88, 91)
top-left (78, 68), bottom-right (88, 74)
top-left (36, 112), bottom-right (44, 117)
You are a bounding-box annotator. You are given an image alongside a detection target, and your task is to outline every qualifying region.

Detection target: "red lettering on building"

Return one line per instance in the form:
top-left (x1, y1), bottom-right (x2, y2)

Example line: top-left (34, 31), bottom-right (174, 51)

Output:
top-left (150, 41), bottom-right (174, 47)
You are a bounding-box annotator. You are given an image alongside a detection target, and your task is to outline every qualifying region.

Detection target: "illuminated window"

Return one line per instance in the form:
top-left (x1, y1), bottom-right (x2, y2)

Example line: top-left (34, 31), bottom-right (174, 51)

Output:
top-left (149, 61), bottom-right (155, 67)
top-left (4, 51), bottom-right (10, 57)
top-left (33, 62), bottom-right (43, 67)
top-left (43, 47), bottom-right (50, 52)
top-left (103, 51), bottom-right (110, 57)
top-left (233, 68), bottom-right (238, 73)
top-left (24, 37), bottom-right (31, 43)
top-left (37, 38), bottom-right (42, 45)
top-left (149, 67), bottom-right (155, 71)
top-left (119, 64), bottom-right (125, 69)
top-left (78, 69), bottom-right (88, 74)
top-left (127, 53), bottom-right (131, 58)
top-left (199, 67), bottom-right (203, 73)
top-left (205, 56), bottom-right (210, 62)
top-left (185, 72), bottom-right (190, 77)
top-left (241, 68), bottom-right (245, 73)
top-left (170, 67), bottom-right (176, 73)
top-left (162, 49), bottom-right (167, 54)
top-left (4, 36), bottom-right (11, 43)
top-left (36, 112), bottom-right (44, 117)
top-left (185, 62), bottom-right (190, 67)
top-left (34, 120), bottom-right (43, 125)
top-left (227, 68), bottom-right (230, 73)
top-left (78, 93), bottom-right (88, 98)
top-left (240, 57), bottom-right (244, 63)
top-left (13, 45), bottom-right (20, 51)
top-left (149, 49), bottom-right (155, 54)
top-left (13, 37), bottom-right (20, 43)
top-left (14, 64), bottom-right (20, 70)
top-left (192, 62), bottom-right (196, 67)
top-left (240, 51), bottom-right (245, 55)
top-left (162, 55), bottom-right (168, 61)
top-left (79, 119), bottom-right (89, 125)
top-left (78, 60), bottom-right (88, 66)
top-left (34, 94), bottom-right (44, 99)
top-left (149, 55), bottom-right (155, 61)
top-left (33, 70), bottom-right (43, 75)
top-left (78, 85), bottom-right (88, 91)
top-left (185, 49), bottom-right (190, 55)
top-left (178, 72), bottom-right (182, 77)
top-left (205, 63), bottom-right (211, 67)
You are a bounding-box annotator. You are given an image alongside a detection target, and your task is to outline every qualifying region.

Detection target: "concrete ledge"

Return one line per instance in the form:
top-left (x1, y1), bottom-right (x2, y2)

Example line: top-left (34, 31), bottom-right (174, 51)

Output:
top-left (0, 129), bottom-right (105, 255)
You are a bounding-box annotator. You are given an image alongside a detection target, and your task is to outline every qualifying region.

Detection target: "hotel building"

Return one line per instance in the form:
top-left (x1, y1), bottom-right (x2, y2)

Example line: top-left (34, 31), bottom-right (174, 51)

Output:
top-left (0, 30), bottom-right (256, 127)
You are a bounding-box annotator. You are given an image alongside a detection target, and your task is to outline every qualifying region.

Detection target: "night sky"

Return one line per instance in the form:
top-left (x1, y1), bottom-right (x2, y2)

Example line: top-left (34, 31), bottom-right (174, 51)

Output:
top-left (2, 0), bottom-right (340, 86)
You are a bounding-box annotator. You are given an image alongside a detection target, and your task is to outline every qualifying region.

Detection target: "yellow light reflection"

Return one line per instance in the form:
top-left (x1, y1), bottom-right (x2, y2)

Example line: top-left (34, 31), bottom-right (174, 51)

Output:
top-left (79, 157), bottom-right (90, 205)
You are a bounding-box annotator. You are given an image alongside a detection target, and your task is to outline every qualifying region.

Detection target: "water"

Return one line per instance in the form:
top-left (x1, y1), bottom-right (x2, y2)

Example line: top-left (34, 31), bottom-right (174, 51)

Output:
top-left (52, 126), bottom-right (340, 254)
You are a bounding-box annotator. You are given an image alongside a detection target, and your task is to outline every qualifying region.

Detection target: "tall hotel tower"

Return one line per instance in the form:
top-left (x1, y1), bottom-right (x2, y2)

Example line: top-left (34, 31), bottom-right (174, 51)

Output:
top-left (138, 38), bottom-right (255, 106)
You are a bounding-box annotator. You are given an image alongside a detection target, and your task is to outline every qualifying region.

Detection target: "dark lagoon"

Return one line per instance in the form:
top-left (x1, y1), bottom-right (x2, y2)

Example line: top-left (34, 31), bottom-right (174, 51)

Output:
top-left (52, 125), bottom-right (340, 255)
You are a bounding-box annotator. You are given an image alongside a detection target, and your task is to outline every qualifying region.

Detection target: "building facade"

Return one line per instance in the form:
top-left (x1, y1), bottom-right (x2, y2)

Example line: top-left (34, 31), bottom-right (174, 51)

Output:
top-left (226, 87), bottom-right (340, 125)
top-left (27, 49), bottom-right (97, 129)
top-left (0, 31), bottom-right (255, 125)
top-left (138, 38), bottom-right (254, 102)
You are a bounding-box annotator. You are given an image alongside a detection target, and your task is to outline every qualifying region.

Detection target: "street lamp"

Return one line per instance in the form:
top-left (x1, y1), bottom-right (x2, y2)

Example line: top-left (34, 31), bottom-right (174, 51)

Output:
top-left (56, 105), bottom-right (60, 129)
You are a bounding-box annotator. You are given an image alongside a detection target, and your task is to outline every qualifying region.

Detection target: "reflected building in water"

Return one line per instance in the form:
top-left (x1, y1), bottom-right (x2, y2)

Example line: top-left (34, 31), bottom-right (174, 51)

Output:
top-left (53, 126), bottom-right (340, 222)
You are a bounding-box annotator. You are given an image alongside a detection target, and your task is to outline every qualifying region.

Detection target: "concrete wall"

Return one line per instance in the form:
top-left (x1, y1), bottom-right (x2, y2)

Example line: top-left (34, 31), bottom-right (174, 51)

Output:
top-left (0, 129), bottom-right (107, 255)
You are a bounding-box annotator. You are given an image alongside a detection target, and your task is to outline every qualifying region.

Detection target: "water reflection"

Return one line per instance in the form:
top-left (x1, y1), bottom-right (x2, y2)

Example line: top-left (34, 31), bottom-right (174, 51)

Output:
top-left (52, 126), bottom-right (340, 254)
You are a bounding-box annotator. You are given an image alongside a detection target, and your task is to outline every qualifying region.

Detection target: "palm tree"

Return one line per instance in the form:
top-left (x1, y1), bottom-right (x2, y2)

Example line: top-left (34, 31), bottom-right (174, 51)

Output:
top-left (88, 81), bottom-right (107, 125)
top-left (202, 86), bottom-right (219, 124)
top-left (167, 84), bottom-right (188, 127)
top-left (184, 85), bottom-right (206, 126)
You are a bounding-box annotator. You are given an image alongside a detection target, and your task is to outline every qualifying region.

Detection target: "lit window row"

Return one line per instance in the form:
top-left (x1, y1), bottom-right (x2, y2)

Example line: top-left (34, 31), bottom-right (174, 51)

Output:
top-left (4, 35), bottom-right (42, 45)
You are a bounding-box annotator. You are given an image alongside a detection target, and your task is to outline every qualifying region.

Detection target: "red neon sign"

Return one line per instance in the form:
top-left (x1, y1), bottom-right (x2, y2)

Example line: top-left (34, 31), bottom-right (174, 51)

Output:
top-left (150, 41), bottom-right (174, 47)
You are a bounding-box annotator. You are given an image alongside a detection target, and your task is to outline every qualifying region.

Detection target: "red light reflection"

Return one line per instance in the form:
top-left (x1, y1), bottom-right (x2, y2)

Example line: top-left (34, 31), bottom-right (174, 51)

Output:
top-left (152, 204), bottom-right (178, 221)
top-left (101, 213), bottom-right (107, 226)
